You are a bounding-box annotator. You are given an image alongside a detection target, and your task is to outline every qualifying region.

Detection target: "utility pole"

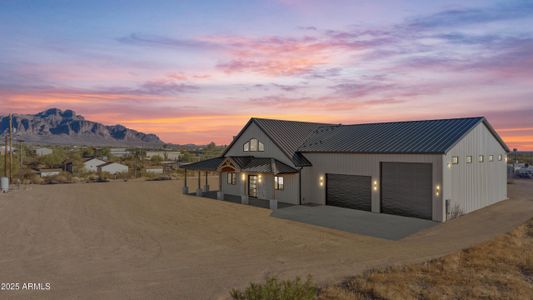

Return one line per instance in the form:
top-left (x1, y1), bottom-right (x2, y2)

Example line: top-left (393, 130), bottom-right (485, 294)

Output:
top-left (4, 135), bottom-right (8, 178)
top-left (9, 114), bottom-right (13, 181)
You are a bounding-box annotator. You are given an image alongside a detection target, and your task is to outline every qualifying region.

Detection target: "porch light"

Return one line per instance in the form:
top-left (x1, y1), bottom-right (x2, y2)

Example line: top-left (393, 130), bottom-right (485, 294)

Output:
top-left (448, 162), bottom-right (452, 169)
top-left (241, 173), bottom-right (246, 181)
top-left (258, 174), bottom-right (262, 183)
top-left (319, 176), bottom-right (324, 187)
top-left (436, 185), bottom-right (441, 196)
top-left (373, 180), bottom-right (378, 191)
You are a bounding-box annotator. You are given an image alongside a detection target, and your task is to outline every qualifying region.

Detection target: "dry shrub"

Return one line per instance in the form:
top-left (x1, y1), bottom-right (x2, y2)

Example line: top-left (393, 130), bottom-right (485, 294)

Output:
top-left (319, 218), bottom-right (533, 300)
top-left (231, 276), bottom-right (317, 300)
top-left (30, 175), bottom-right (44, 184)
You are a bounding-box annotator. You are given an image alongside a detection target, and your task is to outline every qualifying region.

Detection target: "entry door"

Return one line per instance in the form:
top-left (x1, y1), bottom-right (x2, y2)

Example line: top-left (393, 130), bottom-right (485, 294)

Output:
top-left (248, 175), bottom-right (258, 198)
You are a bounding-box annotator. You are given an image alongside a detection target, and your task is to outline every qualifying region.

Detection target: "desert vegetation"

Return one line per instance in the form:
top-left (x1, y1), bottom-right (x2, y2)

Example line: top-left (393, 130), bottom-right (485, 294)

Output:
top-left (232, 218), bottom-right (533, 300)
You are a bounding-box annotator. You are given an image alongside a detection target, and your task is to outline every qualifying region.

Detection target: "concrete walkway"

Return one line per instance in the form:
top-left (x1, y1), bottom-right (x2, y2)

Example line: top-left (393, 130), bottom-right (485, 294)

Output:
top-left (272, 205), bottom-right (437, 240)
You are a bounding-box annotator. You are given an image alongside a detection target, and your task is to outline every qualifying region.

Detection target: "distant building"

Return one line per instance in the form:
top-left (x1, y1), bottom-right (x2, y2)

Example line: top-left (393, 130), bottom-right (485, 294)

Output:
top-left (146, 151), bottom-right (181, 160)
top-left (37, 168), bottom-right (62, 177)
top-left (145, 166), bottom-right (164, 175)
top-left (35, 147), bottom-right (53, 156)
top-left (97, 162), bottom-right (129, 175)
top-left (110, 148), bottom-right (130, 158)
top-left (83, 158), bottom-right (107, 172)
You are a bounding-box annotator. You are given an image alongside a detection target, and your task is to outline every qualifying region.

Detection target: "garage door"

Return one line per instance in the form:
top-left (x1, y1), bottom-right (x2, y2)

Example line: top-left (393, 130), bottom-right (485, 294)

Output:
top-left (326, 174), bottom-right (371, 211)
top-left (381, 162), bottom-right (432, 220)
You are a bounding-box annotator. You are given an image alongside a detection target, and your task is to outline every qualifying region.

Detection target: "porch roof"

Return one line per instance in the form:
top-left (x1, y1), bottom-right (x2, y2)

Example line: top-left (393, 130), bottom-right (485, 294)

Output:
top-left (180, 157), bottom-right (225, 171)
top-left (180, 156), bottom-right (298, 174)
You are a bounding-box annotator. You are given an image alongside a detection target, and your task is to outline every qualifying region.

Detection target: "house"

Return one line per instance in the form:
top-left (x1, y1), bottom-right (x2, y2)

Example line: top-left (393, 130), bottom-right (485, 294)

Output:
top-left (37, 168), bottom-right (62, 177)
top-left (146, 150), bottom-right (181, 160)
top-left (181, 117), bottom-right (509, 222)
top-left (110, 148), bottom-right (130, 158)
top-left (35, 147), bottom-right (53, 156)
top-left (145, 166), bottom-right (164, 174)
top-left (83, 158), bottom-right (107, 172)
top-left (97, 162), bottom-right (129, 175)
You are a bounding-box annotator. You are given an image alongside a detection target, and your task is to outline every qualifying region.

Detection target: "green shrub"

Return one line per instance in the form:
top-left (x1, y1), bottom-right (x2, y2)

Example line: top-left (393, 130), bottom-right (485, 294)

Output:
top-left (230, 276), bottom-right (317, 300)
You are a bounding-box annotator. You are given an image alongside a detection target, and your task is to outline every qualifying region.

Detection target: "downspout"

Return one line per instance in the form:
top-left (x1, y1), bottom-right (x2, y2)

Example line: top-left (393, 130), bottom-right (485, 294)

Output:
top-left (298, 167), bottom-right (302, 205)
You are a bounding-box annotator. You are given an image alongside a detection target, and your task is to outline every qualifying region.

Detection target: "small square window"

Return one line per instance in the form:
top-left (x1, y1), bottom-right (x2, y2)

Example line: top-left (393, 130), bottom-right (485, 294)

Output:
top-left (489, 155), bottom-right (494, 162)
top-left (452, 156), bottom-right (459, 164)
top-left (498, 154), bottom-right (502, 161)
top-left (466, 156), bottom-right (472, 164)
top-left (479, 155), bottom-right (484, 163)
top-left (274, 176), bottom-right (284, 190)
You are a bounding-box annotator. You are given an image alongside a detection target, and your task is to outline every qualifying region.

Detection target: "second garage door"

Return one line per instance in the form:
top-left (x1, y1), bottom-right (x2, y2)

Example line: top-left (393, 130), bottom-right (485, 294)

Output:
top-left (326, 174), bottom-right (372, 211)
top-left (381, 162), bottom-right (433, 220)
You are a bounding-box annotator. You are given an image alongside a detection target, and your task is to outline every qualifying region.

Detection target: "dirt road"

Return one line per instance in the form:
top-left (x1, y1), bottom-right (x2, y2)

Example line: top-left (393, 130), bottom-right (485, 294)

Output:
top-left (0, 179), bottom-right (531, 299)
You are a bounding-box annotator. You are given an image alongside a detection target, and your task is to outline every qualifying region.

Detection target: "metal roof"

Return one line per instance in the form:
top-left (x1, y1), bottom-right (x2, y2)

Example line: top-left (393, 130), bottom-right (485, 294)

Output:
top-left (251, 118), bottom-right (330, 166)
top-left (180, 156), bottom-right (297, 173)
top-left (181, 157), bottom-right (225, 171)
top-left (298, 117), bottom-right (509, 154)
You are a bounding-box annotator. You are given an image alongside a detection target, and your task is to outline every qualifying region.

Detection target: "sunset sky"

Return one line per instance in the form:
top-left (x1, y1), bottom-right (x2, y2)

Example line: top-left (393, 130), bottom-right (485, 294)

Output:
top-left (1, 0), bottom-right (532, 149)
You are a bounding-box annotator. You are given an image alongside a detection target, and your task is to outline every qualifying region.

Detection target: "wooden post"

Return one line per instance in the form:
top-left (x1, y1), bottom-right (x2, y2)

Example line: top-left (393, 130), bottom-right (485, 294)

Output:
top-left (197, 170), bottom-right (201, 190)
top-left (205, 171), bottom-right (208, 186)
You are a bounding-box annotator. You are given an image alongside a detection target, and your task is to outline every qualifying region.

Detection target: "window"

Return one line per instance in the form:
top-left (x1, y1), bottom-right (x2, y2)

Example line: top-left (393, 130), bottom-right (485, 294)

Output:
top-left (249, 138), bottom-right (258, 151)
top-left (227, 172), bottom-right (236, 185)
top-left (243, 138), bottom-right (264, 152)
top-left (498, 154), bottom-right (503, 161)
top-left (452, 156), bottom-right (459, 164)
top-left (489, 155), bottom-right (494, 162)
top-left (274, 176), bottom-right (284, 190)
top-left (479, 155), bottom-right (484, 163)
top-left (466, 156), bottom-right (472, 164)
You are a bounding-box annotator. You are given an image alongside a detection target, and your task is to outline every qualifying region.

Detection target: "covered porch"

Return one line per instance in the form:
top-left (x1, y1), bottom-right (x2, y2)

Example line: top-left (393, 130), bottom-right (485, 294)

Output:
top-left (180, 156), bottom-right (299, 210)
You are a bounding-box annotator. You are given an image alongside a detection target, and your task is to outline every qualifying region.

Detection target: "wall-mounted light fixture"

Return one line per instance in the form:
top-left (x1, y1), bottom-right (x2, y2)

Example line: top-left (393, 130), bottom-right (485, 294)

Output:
top-left (258, 174), bottom-right (262, 183)
top-left (241, 173), bottom-right (246, 181)
top-left (319, 176), bottom-right (324, 187)
top-left (373, 180), bottom-right (378, 191)
top-left (447, 162), bottom-right (452, 169)
top-left (435, 184), bottom-right (441, 197)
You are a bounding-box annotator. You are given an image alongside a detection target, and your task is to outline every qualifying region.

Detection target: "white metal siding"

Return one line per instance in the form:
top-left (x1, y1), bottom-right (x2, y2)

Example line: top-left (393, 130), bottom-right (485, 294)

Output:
top-left (224, 123), bottom-right (295, 167)
top-left (443, 122), bottom-right (507, 217)
top-left (301, 153), bottom-right (444, 221)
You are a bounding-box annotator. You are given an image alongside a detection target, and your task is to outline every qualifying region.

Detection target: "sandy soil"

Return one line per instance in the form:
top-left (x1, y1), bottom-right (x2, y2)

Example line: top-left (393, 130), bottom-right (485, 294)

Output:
top-left (0, 178), bottom-right (531, 300)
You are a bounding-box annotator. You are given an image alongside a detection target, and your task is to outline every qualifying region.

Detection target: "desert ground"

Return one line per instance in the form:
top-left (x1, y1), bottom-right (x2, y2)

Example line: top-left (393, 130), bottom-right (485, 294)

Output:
top-left (0, 178), bottom-right (532, 299)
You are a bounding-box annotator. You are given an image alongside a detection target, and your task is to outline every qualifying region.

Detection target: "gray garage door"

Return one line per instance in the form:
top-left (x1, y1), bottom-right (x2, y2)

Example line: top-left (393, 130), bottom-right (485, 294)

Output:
top-left (381, 162), bottom-right (433, 220)
top-left (326, 174), bottom-right (372, 211)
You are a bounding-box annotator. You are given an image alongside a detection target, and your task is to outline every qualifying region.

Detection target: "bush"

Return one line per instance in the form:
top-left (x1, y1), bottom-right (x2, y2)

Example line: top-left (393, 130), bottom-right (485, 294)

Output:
top-left (31, 175), bottom-right (44, 184)
top-left (230, 276), bottom-right (317, 300)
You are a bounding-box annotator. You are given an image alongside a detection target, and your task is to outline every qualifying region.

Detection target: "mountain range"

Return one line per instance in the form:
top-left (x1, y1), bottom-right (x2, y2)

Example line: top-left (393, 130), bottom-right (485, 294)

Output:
top-left (0, 108), bottom-right (164, 147)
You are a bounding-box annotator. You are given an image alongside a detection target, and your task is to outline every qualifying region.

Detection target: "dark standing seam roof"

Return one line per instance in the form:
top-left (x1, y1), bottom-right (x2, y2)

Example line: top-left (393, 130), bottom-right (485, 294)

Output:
top-left (180, 156), bottom-right (297, 173)
top-left (181, 157), bottom-right (225, 171)
top-left (298, 117), bottom-right (509, 154)
top-left (252, 118), bottom-right (331, 166)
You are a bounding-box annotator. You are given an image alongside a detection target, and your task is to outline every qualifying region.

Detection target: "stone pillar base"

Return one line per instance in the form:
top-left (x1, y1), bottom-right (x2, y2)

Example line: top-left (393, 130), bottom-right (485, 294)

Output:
top-left (269, 199), bottom-right (278, 210)
top-left (203, 185), bottom-right (210, 192)
top-left (182, 186), bottom-right (189, 194)
top-left (196, 188), bottom-right (203, 196)
top-left (217, 191), bottom-right (224, 200)
top-left (241, 195), bottom-right (249, 204)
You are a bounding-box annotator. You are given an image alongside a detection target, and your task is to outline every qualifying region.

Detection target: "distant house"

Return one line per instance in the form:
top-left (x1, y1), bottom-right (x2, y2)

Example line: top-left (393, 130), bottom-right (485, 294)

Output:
top-left (83, 158), bottom-right (107, 172)
top-left (37, 168), bottom-right (62, 177)
top-left (35, 147), bottom-right (53, 156)
top-left (145, 166), bottom-right (164, 175)
top-left (97, 162), bottom-right (129, 175)
top-left (110, 148), bottom-right (130, 158)
top-left (146, 151), bottom-right (181, 160)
